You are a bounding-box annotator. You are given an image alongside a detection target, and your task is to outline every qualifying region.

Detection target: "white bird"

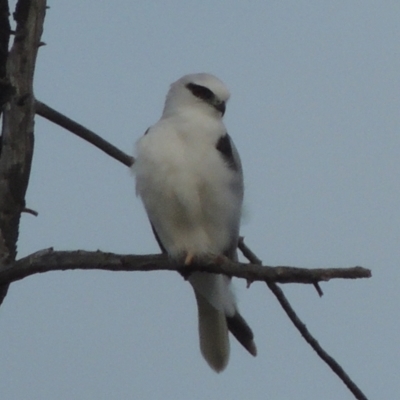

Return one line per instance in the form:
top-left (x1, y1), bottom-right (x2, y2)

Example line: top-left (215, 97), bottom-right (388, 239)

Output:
top-left (134, 73), bottom-right (257, 372)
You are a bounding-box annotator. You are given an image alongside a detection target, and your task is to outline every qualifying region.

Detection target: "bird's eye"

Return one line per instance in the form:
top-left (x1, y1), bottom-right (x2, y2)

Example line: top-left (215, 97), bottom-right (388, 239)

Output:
top-left (186, 83), bottom-right (214, 101)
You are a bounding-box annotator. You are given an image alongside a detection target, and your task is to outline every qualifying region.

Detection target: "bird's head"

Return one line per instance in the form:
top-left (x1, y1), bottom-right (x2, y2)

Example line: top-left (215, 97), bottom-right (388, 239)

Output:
top-left (162, 73), bottom-right (230, 119)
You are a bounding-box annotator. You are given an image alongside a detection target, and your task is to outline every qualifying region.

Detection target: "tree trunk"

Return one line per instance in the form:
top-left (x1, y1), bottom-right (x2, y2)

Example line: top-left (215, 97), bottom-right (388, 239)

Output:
top-left (0, 0), bottom-right (47, 305)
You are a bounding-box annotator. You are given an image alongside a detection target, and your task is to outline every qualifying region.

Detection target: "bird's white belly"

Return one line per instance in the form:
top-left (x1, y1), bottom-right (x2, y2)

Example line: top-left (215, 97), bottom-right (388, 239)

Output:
top-left (135, 132), bottom-right (238, 258)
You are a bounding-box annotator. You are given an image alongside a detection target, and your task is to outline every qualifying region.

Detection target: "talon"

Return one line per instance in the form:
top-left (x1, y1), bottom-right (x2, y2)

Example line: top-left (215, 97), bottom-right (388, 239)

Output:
top-left (184, 252), bottom-right (195, 265)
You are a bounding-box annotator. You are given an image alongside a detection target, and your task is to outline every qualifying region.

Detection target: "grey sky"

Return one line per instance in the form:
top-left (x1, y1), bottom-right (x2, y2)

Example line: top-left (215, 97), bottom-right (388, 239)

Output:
top-left (1, 1), bottom-right (399, 399)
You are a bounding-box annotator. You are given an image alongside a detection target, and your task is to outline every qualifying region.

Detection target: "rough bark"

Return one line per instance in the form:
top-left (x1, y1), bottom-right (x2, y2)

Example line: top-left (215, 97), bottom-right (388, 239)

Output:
top-left (0, 0), bottom-right (46, 304)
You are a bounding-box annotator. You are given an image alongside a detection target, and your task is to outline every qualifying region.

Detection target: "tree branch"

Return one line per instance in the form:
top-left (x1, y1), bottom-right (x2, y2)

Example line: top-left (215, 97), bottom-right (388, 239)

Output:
top-left (4, 240), bottom-right (371, 400)
top-left (0, 247), bottom-right (370, 286)
top-left (238, 240), bottom-right (369, 400)
top-left (35, 100), bottom-right (135, 167)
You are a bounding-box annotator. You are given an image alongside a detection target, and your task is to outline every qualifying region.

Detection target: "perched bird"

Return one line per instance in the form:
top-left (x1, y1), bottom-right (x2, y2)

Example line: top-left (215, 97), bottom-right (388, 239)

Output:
top-left (134, 73), bottom-right (256, 372)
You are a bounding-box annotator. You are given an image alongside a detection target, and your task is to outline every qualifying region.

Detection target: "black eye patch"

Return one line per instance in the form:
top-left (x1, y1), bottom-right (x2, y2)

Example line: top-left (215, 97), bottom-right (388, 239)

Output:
top-left (186, 83), bottom-right (215, 102)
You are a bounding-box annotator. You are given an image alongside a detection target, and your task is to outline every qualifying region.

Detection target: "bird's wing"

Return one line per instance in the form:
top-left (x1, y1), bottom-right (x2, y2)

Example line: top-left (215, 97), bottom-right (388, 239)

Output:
top-left (215, 132), bottom-right (243, 259)
top-left (151, 222), bottom-right (167, 254)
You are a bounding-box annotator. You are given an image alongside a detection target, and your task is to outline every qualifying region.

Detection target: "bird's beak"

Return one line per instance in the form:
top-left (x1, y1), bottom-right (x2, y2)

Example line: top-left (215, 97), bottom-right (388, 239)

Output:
top-left (214, 101), bottom-right (226, 116)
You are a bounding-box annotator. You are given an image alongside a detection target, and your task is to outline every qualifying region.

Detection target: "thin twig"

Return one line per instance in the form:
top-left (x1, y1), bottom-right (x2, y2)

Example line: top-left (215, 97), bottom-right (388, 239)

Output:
top-left (22, 207), bottom-right (38, 216)
top-left (238, 239), bottom-right (368, 400)
top-left (313, 282), bottom-right (324, 297)
top-left (35, 100), bottom-right (135, 167)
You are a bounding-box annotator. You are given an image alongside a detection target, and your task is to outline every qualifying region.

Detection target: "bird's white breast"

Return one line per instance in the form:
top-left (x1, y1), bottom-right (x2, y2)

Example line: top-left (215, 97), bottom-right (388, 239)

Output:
top-left (134, 113), bottom-right (241, 259)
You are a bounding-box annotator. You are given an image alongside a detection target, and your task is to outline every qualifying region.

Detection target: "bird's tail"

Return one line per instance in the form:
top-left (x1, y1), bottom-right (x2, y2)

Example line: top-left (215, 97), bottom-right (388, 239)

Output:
top-left (193, 290), bottom-right (230, 373)
top-left (190, 272), bottom-right (257, 371)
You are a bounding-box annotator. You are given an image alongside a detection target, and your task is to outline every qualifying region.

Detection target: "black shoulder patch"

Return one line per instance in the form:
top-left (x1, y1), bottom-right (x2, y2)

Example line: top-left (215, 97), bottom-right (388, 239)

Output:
top-left (144, 127), bottom-right (150, 135)
top-left (216, 133), bottom-right (237, 170)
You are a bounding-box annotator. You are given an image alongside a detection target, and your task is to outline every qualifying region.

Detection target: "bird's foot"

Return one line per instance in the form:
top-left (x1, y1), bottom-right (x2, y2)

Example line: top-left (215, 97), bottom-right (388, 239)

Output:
top-left (214, 254), bottom-right (229, 264)
top-left (184, 252), bottom-right (195, 266)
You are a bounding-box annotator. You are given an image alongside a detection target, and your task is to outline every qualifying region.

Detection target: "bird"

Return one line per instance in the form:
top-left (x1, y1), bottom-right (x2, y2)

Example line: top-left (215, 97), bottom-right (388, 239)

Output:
top-left (133, 73), bottom-right (256, 372)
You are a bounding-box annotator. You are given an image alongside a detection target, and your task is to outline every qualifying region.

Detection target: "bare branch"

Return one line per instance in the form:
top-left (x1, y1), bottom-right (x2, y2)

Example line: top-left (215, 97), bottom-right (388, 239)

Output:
top-left (267, 282), bottom-right (368, 400)
top-left (21, 207), bottom-right (38, 216)
top-left (0, 248), bottom-right (371, 286)
top-left (238, 239), bottom-right (369, 400)
top-left (35, 100), bottom-right (135, 167)
top-left (313, 282), bottom-right (324, 297)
